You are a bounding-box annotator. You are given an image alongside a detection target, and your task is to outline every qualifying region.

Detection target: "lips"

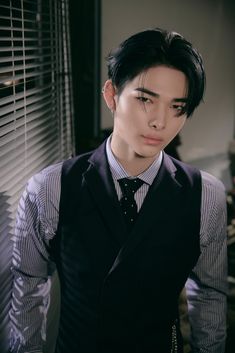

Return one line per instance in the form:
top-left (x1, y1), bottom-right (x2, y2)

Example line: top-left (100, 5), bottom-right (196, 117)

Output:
top-left (142, 135), bottom-right (163, 145)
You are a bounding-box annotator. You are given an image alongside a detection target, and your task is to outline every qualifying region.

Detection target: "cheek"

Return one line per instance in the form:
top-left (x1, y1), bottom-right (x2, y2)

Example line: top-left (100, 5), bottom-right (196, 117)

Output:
top-left (116, 94), bottom-right (140, 113)
top-left (175, 118), bottom-right (186, 132)
top-left (115, 102), bottom-right (139, 126)
top-left (166, 119), bottom-right (186, 139)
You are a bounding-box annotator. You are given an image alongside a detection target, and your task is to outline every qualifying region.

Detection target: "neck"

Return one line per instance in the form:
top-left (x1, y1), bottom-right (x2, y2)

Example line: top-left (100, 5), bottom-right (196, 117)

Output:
top-left (111, 149), bottom-right (158, 176)
top-left (110, 134), bottom-right (160, 176)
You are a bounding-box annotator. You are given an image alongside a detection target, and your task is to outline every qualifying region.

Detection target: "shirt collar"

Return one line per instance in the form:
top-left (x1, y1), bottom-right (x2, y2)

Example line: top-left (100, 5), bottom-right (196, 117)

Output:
top-left (105, 135), bottom-right (162, 186)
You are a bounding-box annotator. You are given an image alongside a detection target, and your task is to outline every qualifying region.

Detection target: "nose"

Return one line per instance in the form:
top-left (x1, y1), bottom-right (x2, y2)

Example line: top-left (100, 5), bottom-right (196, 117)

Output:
top-left (148, 104), bottom-right (167, 130)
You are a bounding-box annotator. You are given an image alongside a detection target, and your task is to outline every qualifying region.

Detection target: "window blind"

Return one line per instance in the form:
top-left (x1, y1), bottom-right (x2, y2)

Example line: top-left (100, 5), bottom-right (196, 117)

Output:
top-left (0, 1), bottom-right (74, 351)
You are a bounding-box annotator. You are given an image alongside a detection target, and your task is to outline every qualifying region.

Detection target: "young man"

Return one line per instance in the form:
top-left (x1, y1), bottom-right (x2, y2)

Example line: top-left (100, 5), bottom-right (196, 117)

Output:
top-left (10, 28), bottom-right (227, 353)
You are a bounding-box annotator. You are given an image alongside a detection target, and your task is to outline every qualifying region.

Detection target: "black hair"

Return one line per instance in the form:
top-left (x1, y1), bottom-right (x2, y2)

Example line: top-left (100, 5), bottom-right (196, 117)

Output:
top-left (106, 28), bottom-right (206, 117)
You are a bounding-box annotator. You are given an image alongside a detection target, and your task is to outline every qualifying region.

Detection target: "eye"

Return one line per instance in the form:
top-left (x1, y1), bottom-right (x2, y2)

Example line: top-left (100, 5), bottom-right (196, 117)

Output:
top-left (136, 96), bottom-right (152, 104)
top-left (171, 104), bottom-right (185, 116)
top-left (172, 104), bottom-right (183, 111)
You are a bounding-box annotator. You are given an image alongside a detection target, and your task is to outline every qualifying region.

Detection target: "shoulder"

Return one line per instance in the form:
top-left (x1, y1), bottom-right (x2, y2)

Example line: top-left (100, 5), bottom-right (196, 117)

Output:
top-left (165, 153), bottom-right (200, 177)
top-left (166, 155), bottom-right (226, 214)
top-left (167, 154), bottom-right (225, 196)
top-left (201, 170), bottom-right (226, 203)
top-left (18, 163), bottom-right (63, 222)
top-left (200, 171), bottom-right (227, 245)
top-left (27, 162), bottom-right (63, 193)
top-left (200, 171), bottom-right (226, 234)
top-left (28, 162), bottom-right (63, 188)
top-left (165, 154), bottom-right (201, 189)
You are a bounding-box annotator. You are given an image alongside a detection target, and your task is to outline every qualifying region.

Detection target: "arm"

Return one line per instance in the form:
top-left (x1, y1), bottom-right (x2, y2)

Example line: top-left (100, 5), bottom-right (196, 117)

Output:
top-left (185, 172), bottom-right (228, 353)
top-left (9, 165), bottom-right (61, 353)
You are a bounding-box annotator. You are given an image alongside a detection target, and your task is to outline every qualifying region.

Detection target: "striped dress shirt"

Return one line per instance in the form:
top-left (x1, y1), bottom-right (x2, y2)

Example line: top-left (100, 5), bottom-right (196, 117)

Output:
top-left (10, 138), bottom-right (228, 353)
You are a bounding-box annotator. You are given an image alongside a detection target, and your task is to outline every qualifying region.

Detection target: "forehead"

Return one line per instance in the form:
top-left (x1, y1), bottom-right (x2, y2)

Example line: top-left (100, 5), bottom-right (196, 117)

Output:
top-left (126, 65), bottom-right (188, 99)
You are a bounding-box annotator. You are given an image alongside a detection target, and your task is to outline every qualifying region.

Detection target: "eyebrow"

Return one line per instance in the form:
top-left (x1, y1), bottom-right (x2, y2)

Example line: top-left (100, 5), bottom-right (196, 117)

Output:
top-left (135, 87), bottom-right (188, 103)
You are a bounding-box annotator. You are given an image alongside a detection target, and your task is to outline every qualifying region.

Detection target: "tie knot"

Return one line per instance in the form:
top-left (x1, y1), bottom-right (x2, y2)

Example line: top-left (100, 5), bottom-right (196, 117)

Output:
top-left (118, 178), bottom-right (144, 196)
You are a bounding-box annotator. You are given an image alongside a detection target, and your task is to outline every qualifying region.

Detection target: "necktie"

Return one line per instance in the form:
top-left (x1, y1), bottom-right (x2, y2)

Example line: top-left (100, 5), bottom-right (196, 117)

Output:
top-left (118, 178), bottom-right (144, 231)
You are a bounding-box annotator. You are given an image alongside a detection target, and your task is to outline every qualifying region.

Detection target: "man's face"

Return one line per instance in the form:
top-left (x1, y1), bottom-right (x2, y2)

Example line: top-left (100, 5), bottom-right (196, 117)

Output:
top-left (110, 65), bottom-right (188, 161)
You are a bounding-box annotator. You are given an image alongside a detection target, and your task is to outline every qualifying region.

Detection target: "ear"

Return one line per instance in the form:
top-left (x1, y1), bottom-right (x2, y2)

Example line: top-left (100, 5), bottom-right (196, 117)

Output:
top-left (102, 80), bottom-right (117, 112)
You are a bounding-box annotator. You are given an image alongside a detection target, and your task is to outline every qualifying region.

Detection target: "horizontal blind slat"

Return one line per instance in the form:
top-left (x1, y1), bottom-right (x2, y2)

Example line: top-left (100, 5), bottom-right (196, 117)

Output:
top-left (0, 3), bottom-right (73, 352)
top-left (0, 53), bottom-right (54, 63)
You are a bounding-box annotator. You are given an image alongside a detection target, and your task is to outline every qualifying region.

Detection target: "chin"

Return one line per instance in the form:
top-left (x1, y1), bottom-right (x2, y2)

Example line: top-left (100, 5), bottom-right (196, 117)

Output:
top-left (135, 149), bottom-right (161, 159)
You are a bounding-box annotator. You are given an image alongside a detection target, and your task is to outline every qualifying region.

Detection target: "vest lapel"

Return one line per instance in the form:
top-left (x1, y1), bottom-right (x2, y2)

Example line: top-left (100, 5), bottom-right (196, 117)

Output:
top-left (83, 142), bottom-right (128, 246)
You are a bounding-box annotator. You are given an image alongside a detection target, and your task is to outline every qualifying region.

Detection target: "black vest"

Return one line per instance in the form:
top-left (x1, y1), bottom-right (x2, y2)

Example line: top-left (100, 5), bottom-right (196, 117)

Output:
top-left (51, 141), bottom-right (201, 353)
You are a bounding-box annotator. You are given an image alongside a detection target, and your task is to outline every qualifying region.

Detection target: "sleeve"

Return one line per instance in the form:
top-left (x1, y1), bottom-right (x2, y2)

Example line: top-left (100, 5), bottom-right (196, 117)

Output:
top-left (9, 166), bottom-right (61, 353)
top-left (185, 172), bottom-right (228, 353)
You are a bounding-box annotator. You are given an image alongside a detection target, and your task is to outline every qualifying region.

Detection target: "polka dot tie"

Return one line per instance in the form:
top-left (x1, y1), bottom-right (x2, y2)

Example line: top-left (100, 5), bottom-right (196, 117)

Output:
top-left (118, 178), bottom-right (144, 231)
